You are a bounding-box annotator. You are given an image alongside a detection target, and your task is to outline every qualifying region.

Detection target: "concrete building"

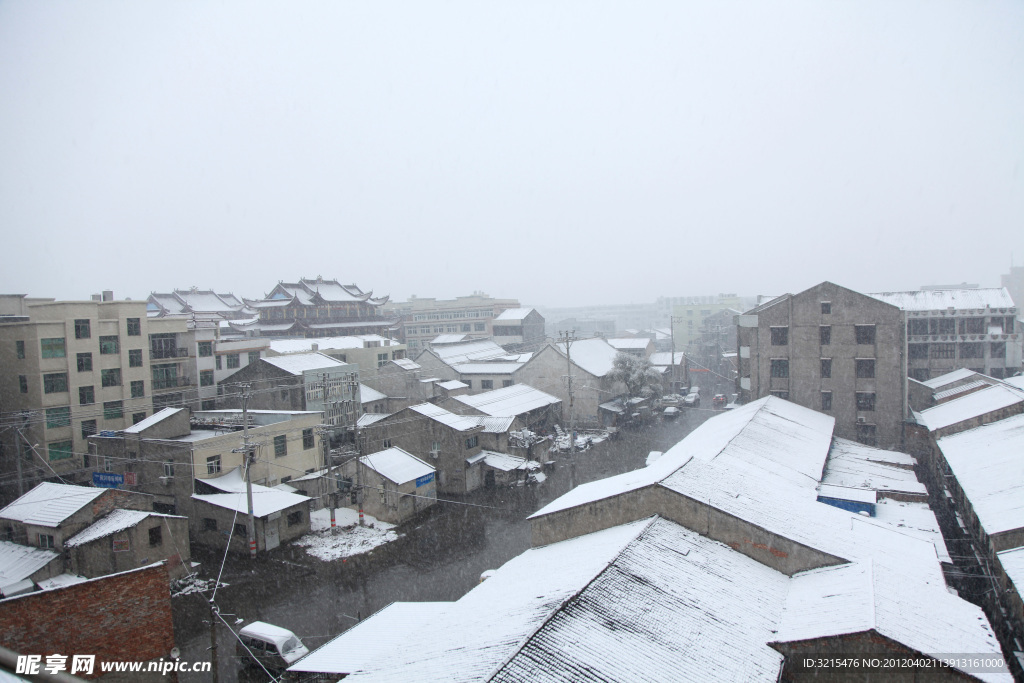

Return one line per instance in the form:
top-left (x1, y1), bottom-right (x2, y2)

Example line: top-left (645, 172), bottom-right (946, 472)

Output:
top-left (737, 282), bottom-right (906, 450)
top-left (445, 383), bottom-right (562, 434)
top-left (265, 335), bottom-right (407, 376)
top-left (342, 447), bottom-right (437, 524)
top-left (146, 288), bottom-right (254, 320)
top-left (668, 293), bottom-right (744, 350)
top-left (1002, 265), bottom-right (1024, 309)
top-left (63, 508), bottom-right (190, 580)
top-left (869, 287), bottom-right (1021, 381)
top-left (490, 308), bottom-right (546, 352)
top-left (0, 296), bottom-right (196, 502)
top-left (386, 292), bottom-right (520, 355)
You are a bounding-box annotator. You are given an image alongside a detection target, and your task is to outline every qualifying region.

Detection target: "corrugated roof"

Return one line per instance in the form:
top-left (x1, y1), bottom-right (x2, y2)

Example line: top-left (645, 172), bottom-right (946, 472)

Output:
top-left (361, 448), bottom-right (435, 485)
top-left (464, 416), bottom-right (516, 433)
top-left (408, 403), bottom-right (483, 432)
top-left (451, 363), bottom-right (522, 375)
top-left (0, 540), bottom-right (59, 590)
top-left (996, 546), bottom-right (1024, 606)
top-left (391, 358), bottom-right (420, 370)
top-left (452, 383), bottom-right (560, 417)
top-left (358, 413), bottom-right (391, 428)
top-left (816, 484), bottom-right (876, 505)
top-left (480, 451), bottom-right (529, 472)
top-left (554, 338), bottom-right (619, 377)
top-left (918, 384), bottom-right (1024, 432)
top-left (431, 340), bottom-right (509, 365)
top-left (933, 380), bottom-right (991, 402)
top-left (607, 338), bottom-right (651, 350)
top-left (65, 509), bottom-right (185, 547)
top-left (263, 352), bottom-right (347, 375)
top-left (937, 413), bottom-right (1024, 536)
top-left (0, 483), bottom-right (106, 527)
top-left (123, 407), bottom-right (184, 434)
top-left (922, 368), bottom-right (983, 389)
top-left (649, 351), bottom-right (685, 366)
top-left (269, 335), bottom-right (395, 354)
top-left (821, 438), bottom-right (925, 496)
top-left (869, 287), bottom-right (1015, 311)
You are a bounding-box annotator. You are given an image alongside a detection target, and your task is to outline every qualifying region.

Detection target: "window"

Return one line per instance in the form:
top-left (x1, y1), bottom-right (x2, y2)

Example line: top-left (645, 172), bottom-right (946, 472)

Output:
top-left (474, 323), bottom-right (485, 331)
top-left (127, 349), bottom-right (142, 367)
top-left (19, 375), bottom-right (27, 393)
top-left (132, 412), bottom-right (147, 424)
top-left (200, 370), bottom-right (214, 386)
top-left (930, 318), bottom-right (955, 335)
top-left (203, 518), bottom-right (218, 532)
top-left (991, 342), bottom-right (1006, 359)
top-left (464, 380), bottom-right (472, 390)
top-left (43, 372), bottom-right (68, 394)
top-left (82, 420), bottom-right (97, 439)
top-left (383, 439), bottom-right (392, 449)
top-left (821, 391), bottom-right (832, 411)
top-left (280, 390), bottom-right (288, 399)
top-left (122, 316), bottom-right (140, 336)
top-left (287, 511), bottom-right (303, 526)
top-left (461, 324), bottom-right (471, 332)
top-left (377, 352), bottom-right (388, 368)
top-left (855, 392), bottom-right (876, 411)
top-left (148, 526), bottom-right (162, 546)
top-left (74, 319), bottom-right (91, 339)
top-left (769, 390), bottom-right (789, 400)
top-left (930, 343), bottom-right (955, 359)
top-left (770, 359), bottom-right (789, 378)
top-left (104, 456), bottom-right (113, 472)
top-left (303, 428), bottom-right (314, 449)
top-left (41, 338), bottom-right (66, 358)
top-left (502, 380), bottom-right (513, 388)
top-left (274, 434), bottom-right (287, 457)
top-left (215, 355), bottom-right (222, 370)
top-left (465, 435), bottom-right (479, 449)
top-left (103, 400), bottom-right (123, 420)
top-left (79, 386), bottom-right (95, 405)
top-left (855, 359), bottom-right (875, 379)
top-left (226, 354), bottom-right (240, 369)
top-left (960, 318), bottom-right (985, 334)
top-left (770, 327), bottom-right (789, 345)
top-left (48, 440), bottom-right (73, 461)
top-left (99, 335), bottom-right (120, 354)
top-left (77, 352), bottom-right (93, 372)
top-left (908, 319), bottom-right (929, 336)
top-left (207, 455), bottom-right (221, 474)
top-left (248, 351), bottom-right (259, 365)
top-left (201, 399), bottom-right (216, 410)
top-left (959, 342), bottom-right (984, 359)
top-left (16, 340), bottom-right (25, 359)
top-left (101, 368), bottom-right (122, 387)
top-left (819, 326), bottom-right (831, 346)
top-left (481, 380), bottom-right (494, 390)
top-left (163, 460), bottom-right (175, 477)
top-left (854, 325), bottom-right (875, 344)
top-left (909, 344), bottom-right (929, 360)
top-left (856, 423), bottom-right (877, 447)
top-left (820, 359), bottom-right (832, 378)
top-left (821, 302), bottom-right (831, 314)
top-left (130, 380), bottom-right (145, 398)
top-left (152, 364), bottom-right (178, 389)
top-left (38, 534), bottom-right (55, 549)
top-left (46, 407), bottom-right (71, 429)
top-left (197, 341), bottom-right (213, 357)
top-left (234, 523), bottom-right (247, 537)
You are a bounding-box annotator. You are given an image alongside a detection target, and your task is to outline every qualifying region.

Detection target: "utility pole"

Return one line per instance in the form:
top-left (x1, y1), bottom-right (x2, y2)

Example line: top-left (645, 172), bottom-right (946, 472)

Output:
top-left (559, 330), bottom-right (578, 489)
top-left (241, 384), bottom-right (257, 559)
top-left (349, 374), bottom-right (364, 526)
top-left (669, 317), bottom-right (678, 394)
top-left (13, 412), bottom-right (34, 497)
top-left (208, 599), bottom-right (219, 683)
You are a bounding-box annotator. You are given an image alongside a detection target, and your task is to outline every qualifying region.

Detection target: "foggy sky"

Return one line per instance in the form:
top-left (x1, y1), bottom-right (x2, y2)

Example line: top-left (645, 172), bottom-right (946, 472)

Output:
top-left (1, 0), bottom-right (1022, 308)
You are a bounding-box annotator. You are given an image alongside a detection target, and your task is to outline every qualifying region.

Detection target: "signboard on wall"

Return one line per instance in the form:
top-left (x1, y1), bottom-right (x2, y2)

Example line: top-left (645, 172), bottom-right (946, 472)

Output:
top-left (416, 472), bottom-right (435, 488)
top-left (93, 472), bottom-right (123, 488)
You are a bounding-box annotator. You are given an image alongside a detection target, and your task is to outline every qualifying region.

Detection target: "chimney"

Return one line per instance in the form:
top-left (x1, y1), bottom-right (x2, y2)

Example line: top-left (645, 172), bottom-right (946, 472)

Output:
top-left (311, 343), bottom-right (319, 352)
top-left (102, 290), bottom-right (114, 302)
top-left (91, 294), bottom-right (102, 301)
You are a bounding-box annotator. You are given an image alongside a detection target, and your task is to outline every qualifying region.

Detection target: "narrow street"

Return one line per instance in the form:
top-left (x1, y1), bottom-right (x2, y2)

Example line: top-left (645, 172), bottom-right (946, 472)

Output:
top-left (174, 408), bottom-right (715, 682)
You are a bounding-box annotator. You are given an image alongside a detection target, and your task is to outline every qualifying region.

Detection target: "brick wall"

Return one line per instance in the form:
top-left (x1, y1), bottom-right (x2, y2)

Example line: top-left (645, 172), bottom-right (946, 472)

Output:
top-left (0, 563), bottom-right (175, 679)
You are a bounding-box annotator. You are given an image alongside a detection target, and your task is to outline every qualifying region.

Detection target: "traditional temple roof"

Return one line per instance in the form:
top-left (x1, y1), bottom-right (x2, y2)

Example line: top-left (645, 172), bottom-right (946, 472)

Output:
top-left (255, 277), bottom-right (390, 308)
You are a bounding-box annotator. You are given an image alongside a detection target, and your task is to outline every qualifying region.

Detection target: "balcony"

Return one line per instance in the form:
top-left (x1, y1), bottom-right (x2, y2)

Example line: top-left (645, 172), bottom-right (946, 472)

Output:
top-left (152, 376), bottom-right (192, 390)
top-left (150, 347), bottom-right (189, 360)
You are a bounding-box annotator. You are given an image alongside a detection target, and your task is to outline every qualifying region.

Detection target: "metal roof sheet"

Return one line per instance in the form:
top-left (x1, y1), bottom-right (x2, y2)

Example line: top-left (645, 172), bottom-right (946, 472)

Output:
top-left (452, 383), bottom-right (560, 417)
top-left (869, 287), bottom-right (1015, 311)
top-left (361, 448), bottom-right (435, 485)
top-left (0, 483), bottom-right (106, 527)
top-left (263, 352), bottom-right (347, 375)
top-left (0, 540), bottom-right (59, 590)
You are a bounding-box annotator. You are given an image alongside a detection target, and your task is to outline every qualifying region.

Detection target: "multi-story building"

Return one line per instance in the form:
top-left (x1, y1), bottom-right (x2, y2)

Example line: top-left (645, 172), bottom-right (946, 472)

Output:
top-left (490, 308), bottom-right (546, 352)
top-left (0, 295), bottom-right (195, 502)
top-left (668, 294), bottom-right (744, 350)
top-left (1000, 265), bottom-right (1024, 309)
top-left (387, 292), bottom-right (520, 354)
top-left (737, 282), bottom-right (906, 450)
top-left (869, 288), bottom-right (1021, 381)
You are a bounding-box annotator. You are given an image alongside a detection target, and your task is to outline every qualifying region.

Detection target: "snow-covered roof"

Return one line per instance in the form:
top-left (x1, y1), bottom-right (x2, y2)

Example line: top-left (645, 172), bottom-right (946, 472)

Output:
top-left (35, 573), bottom-right (88, 591)
top-left (936, 413), bottom-right (1024, 536)
top-left (360, 384), bottom-right (387, 403)
top-left (821, 438), bottom-right (925, 496)
top-left (262, 352), bottom-right (347, 376)
top-left (430, 340), bottom-right (509, 365)
top-left (289, 603), bottom-right (450, 675)
top-left (361, 448), bottom-right (435, 485)
top-left (607, 337), bottom-right (651, 350)
top-left (64, 509), bottom-right (185, 548)
top-left (407, 403), bottom-right (483, 432)
top-left (480, 451), bottom-right (529, 472)
top-left (922, 368), bottom-right (984, 389)
top-left (436, 380), bottom-right (468, 390)
top-left (391, 358), bottom-right (420, 370)
top-left (873, 499), bottom-right (951, 564)
top-left (553, 337), bottom-right (619, 377)
top-left (452, 383), bottom-right (561, 417)
top-left (192, 474), bottom-right (310, 517)
top-left (649, 351), bottom-right (685, 366)
top-left (464, 416), bottom-right (516, 433)
top-left (430, 334), bottom-right (472, 344)
top-left (0, 483), bottom-right (106, 527)
top-left (771, 561), bottom-right (1004, 681)
top-left (269, 335), bottom-right (396, 354)
top-left (123, 407), bottom-right (184, 434)
top-left (0, 540), bottom-right (58, 591)
top-left (933, 380), bottom-right (992, 402)
top-left (451, 362), bottom-right (522, 375)
top-left (493, 307), bottom-right (535, 322)
top-left (816, 484), bottom-right (876, 505)
top-left (869, 287), bottom-right (1015, 312)
top-left (917, 384), bottom-right (1024, 432)
top-left (1004, 375), bottom-right (1024, 390)
top-left (996, 546), bottom-right (1024, 605)
top-left (358, 413), bottom-right (391, 428)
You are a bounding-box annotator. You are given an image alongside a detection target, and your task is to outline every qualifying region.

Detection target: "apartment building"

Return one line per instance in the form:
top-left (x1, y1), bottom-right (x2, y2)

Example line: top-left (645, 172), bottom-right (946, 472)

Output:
top-left (0, 296), bottom-right (195, 502)
top-left (668, 294), bottom-right (744, 349)
top-left (737, 282), bottom-right (906, 450)
top-left (387, 292), bottom-right (520, 354)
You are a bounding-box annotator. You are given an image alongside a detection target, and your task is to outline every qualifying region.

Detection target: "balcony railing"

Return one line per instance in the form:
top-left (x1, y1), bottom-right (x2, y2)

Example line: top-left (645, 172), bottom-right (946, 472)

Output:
top-left (150, 347), bottom-right (189, 360)
top-left (152, 376), bottom-right (191, 390)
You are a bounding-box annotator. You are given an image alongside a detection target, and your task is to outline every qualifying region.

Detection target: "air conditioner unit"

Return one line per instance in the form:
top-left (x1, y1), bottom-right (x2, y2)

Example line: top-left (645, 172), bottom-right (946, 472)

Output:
top-left (159, 476), bottom-right (173, 486)
top-left (856, 417), bottom-right (866, 423)
top-left (430, 449), bottom-right (440, 459)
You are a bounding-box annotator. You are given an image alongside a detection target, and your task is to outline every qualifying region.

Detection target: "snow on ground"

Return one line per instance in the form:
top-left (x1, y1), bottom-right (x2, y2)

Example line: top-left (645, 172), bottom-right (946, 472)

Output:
top-left (172, 575), bottom-right (227, 597)
top-left (296, 507), bottom-right (401, 561)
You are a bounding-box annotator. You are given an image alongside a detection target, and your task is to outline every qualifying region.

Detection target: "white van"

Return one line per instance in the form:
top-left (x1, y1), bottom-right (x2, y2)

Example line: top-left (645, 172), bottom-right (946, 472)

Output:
top-left (237, 621), bottom-right (309, 671)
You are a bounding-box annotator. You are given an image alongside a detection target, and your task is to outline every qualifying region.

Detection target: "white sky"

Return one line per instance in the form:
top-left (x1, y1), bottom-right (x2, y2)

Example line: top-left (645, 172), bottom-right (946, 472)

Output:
top-left (1, 1), bottom-right (1022, 307)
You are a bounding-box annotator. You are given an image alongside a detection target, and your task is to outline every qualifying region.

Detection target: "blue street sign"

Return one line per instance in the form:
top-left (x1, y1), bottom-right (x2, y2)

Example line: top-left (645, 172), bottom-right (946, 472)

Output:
top-left (415, 472), bottom-right (435, 487)
top-left (92, 472), bottom-right (124, 488)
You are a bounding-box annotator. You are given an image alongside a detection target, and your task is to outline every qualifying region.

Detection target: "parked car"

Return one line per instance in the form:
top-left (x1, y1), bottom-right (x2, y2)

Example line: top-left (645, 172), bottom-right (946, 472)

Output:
top-left (237, 621), bottom-right (309, 671)
top-left (663, 406), bottom-right (680, 419)
top-left (659, 394), bottom-right (685, 408)
top-left (712, 394), bottom-right (727, 409)
top-left (683, 392), bottom-right (700, 408)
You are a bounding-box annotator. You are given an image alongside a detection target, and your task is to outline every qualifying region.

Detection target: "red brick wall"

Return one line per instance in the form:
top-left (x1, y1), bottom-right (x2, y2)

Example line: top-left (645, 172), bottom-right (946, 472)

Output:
top-left (0, 563), bottom-right (174, 679)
